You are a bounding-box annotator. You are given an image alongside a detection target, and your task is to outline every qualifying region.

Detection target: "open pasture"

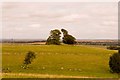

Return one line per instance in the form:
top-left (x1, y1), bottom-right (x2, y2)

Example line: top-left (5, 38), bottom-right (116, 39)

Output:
top-left (1, 43), bottom-right (118, 78)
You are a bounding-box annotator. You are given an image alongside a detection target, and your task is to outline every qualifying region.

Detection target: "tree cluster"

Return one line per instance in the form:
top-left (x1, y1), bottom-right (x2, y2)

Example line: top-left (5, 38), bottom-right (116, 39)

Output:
top-left (46, 29), bottom-right (76, 45)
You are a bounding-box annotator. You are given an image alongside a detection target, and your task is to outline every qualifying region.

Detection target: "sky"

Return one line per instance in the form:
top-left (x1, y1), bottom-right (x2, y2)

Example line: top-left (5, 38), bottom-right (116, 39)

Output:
top-left (2, 2), bottom-right (118, 39)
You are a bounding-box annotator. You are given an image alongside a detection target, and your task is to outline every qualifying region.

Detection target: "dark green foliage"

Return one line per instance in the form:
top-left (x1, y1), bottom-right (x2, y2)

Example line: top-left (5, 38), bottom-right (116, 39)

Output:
top-left (61, 29), bottom-right (76, 44)
top-left (63, 35), bottom-right (76, 44)
top-left (107, 46), bottom-right (120, 50)
top-left (23, 51), bottom-right (36, 69)
top-left (46, 29), bottom-right (61, 45)
top-left (109, 53), bottom-right (120, 73)
top-left (46, 29), bottom-right (76, 45)
top-left (61, 29), bottom-right (68, 36)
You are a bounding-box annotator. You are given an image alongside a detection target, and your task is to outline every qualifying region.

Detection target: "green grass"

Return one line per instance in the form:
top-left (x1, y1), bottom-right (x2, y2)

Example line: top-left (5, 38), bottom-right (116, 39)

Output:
top-left (1, 43), bottom-right (119, 78)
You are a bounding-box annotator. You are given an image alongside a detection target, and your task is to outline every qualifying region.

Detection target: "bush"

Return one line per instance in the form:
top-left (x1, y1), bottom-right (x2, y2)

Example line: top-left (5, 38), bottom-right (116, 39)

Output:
top-left (22, 51), bottom-right (36, 69)
top-left (107, 46), bottom-right (120, 50)
top-left (109, 53), bottom-right (120, 73)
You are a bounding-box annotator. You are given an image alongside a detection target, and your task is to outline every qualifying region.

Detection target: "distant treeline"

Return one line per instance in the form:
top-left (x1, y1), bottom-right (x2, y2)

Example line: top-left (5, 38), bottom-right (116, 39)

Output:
top-left (77, 41), bottom-right (118, 46)
top-left (1, 39), bottom-right (119, 46)
top-left (1, 40), bottom-right (46, 43)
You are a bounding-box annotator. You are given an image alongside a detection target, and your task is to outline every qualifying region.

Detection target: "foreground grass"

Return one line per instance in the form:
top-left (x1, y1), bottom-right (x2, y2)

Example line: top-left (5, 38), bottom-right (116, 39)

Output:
top-left (1, 43), bottom-right (118, 78)
top-left (2, 73), bottom-right (95, 78)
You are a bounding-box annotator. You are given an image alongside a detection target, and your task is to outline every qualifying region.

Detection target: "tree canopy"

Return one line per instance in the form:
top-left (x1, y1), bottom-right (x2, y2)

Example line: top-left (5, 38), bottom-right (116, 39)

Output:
top-left (61, 29), bottom-right (68, 36)
top-left (46, 29), bottom-right (61, 45)
top-left (109, 52), bottom-right (120, 73)
top-left (61, 29), bottom-right (76, 44)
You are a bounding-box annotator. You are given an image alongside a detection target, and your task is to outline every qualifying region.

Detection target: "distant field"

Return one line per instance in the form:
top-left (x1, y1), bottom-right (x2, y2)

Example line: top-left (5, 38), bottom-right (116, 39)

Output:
top-left (1, 43), bottom-right (119, 78)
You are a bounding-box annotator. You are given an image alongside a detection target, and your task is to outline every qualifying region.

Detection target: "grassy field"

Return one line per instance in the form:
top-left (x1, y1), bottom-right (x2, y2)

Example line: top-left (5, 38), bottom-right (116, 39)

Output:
top-left (1, 43), bottom-right (119, 78)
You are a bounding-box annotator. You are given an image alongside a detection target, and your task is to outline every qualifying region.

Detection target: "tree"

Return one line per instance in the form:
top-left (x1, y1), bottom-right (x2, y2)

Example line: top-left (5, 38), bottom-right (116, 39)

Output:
top-left (22, 51), bottom-right (36, 69)
top-left (109, 52), bottom-right (120, 73)
top-left (61, 29), bottom-right (68, 36)
top-left (63, 35), bottom-right (76, 44)
top-left (61, 29), bottom-right (76, 44)
top-left (46, 29), bottom-right (61, 45)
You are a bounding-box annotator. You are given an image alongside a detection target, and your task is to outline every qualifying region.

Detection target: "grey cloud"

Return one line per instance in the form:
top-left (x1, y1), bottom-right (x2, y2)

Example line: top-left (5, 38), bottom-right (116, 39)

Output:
top-left (2, 2), bottom-right (118, 39)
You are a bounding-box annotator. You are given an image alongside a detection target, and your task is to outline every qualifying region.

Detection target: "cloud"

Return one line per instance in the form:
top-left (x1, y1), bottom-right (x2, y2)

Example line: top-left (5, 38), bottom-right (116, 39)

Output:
top-left (102, 21), bottom-right (117, 26)
top-left (58, 14), bottom-right (90, 22)
top-left (2, 2), bottom-right (118, 39)
top-left (29, 24), bottom-right (41, 28)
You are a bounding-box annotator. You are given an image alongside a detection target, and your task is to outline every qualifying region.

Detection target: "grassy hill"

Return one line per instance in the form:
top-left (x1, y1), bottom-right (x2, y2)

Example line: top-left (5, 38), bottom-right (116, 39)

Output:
top-left (1, 43), bottom-right (118, 78)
